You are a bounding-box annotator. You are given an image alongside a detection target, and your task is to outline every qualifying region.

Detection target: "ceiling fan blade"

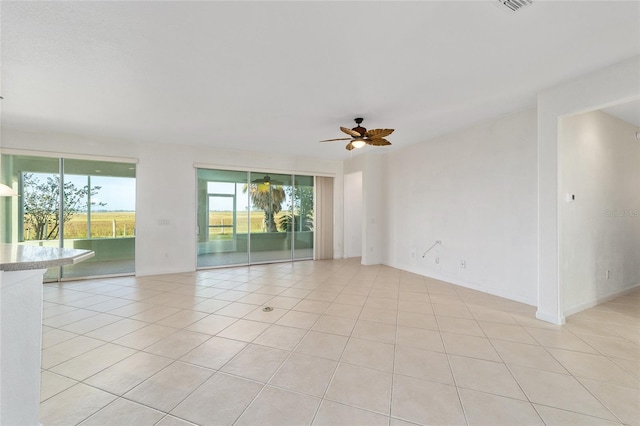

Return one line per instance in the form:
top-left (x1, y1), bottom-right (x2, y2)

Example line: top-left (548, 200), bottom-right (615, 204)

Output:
top-left (366, 138), bottom-right (392, 146)
top-left (345, 142), bottom-right (355, 151)
top-left (341, 126), bottom-right (362, 137)
top-left (365, 128), bottom-right (394, 139)
top-left (320, 137), bottom-right (352, 142)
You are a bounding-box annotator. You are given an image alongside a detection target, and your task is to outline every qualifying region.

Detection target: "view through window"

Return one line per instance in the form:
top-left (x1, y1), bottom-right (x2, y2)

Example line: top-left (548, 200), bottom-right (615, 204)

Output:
top-left (1, 154), bottom-right (136, 280)
top-left (196, 169), bottom-right (314, 268)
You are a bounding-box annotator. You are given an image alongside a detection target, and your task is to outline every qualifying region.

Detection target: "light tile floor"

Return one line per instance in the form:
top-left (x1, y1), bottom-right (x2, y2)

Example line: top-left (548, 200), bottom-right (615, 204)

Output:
top-left (39, 259), bottom-right (640, 425)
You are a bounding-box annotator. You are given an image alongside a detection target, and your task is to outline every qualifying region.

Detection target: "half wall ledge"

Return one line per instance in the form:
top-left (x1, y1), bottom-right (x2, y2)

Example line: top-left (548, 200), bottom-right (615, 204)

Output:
top-left (0, 244), bottom-right (94, 425)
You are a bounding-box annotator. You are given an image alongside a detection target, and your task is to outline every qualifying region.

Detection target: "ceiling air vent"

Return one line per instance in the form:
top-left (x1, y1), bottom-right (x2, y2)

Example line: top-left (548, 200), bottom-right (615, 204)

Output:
top-left (498, 0), bottom-right (532, 12)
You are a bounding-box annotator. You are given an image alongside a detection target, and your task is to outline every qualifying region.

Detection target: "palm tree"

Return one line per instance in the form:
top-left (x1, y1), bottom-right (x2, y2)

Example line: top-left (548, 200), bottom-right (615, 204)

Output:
top-left (242, 183), bottom-right (286, 232)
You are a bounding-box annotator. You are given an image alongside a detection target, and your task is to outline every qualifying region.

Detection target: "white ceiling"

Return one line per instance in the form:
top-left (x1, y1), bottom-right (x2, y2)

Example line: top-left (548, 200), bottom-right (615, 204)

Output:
top-left (1, 1), bottom-right (639, 160)
top-left (601, 99), bottom-right (640, 127)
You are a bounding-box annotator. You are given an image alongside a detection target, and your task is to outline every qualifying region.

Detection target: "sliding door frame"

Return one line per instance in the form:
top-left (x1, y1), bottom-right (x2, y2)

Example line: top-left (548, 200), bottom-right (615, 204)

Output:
top-left (1, 149), bottom-right (138, 281)
top-left (195, 166), bottom-right (319, 269)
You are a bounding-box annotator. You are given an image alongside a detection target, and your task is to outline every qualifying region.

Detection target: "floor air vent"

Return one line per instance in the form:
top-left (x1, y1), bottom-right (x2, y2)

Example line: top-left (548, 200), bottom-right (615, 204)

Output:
top-left (499, 0), bottom-right (532, 12)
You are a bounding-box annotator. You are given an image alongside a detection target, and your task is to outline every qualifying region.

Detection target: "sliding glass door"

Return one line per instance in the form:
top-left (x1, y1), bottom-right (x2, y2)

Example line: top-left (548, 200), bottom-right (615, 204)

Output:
top-left (61, 159), bottom-right (136, 278)
top-left (248, 172), bottom-right (293, 263)
top-left (8, 156), bottom-right (63, 281)
top-left (197, 169), bottom-right (249, 267)
top-left (293, 175), bottom-right (314, 260)
top-left (1, 154), bottom-right (136, 280)
top-left (196, 168), bottom-right (314, 268)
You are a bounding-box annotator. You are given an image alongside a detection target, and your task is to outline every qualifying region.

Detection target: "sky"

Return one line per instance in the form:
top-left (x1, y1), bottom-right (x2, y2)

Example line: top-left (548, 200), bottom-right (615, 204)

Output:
top-left (31, 173), bottom-right (137, 211)
top-left (89, 176), bottom-right (136, 211)
top-left (207, 182), bottom-right (292, 212)
top-left (28, 174), bottom-right (296, 212)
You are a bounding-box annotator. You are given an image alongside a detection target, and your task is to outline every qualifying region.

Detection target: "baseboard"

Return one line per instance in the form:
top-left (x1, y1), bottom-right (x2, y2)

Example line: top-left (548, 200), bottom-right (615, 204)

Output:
top-left (564, 283), bottom-right (640, 317)
top-left (135, 267), bottom-right (195, 277)
top-left (390, 262), bottom-right (537, 307)
top-left (536, 310), bottom-right (566, 325)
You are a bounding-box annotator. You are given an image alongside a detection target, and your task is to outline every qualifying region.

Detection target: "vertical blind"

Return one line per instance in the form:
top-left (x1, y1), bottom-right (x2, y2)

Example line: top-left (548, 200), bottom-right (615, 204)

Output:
top-left (314, 176), bottom-right (334, 260)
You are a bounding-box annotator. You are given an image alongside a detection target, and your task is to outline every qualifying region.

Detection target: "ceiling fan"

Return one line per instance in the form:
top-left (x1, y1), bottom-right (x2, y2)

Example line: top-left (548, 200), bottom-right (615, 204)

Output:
top-left (252, 174), bottom-right (282, 185)
top-left (320, 118), bottom-right (394, 151)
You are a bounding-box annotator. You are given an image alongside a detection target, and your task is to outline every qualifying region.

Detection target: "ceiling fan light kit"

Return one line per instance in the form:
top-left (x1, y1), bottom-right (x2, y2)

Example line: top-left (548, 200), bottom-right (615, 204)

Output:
top-left (252, 174), bottom-right (271, 185)
top-left (0, 183), bottom-right (19, 197)
top-left (252, 174), bottom-right (286, 186)
top-left (351, 138), bottom-right (367, 149)
top-left (320, 117), bottom-right (394, 151)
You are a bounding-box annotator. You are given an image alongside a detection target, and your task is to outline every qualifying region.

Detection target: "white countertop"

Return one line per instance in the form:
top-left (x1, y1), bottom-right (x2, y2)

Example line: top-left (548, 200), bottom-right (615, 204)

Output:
top-left (0, 244), bottom-right (95, 272)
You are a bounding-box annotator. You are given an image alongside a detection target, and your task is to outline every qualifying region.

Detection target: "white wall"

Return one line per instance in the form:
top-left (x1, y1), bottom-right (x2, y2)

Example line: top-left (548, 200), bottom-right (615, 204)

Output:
top-left (560, 110), bottom-right (640, 314)
top-left (0, 127), bottom-right (344, 275)
top-left (538, 55), bottom-right (640, 324)
top-left (343, 171), bottom-right (362, 258)
top-left (343, 153), bottom-right (383, 264)
top-left (361, 153), bottom-right (383, 266)
top-left (382, 108), bottom-right (539, 305)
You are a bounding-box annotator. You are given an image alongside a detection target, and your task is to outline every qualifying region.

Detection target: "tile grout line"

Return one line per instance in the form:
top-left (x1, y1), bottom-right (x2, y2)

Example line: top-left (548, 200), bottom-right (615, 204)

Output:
top-left (307, 277), bottom-right (372, 425)
top-left (39, 264), bottom-right (639, 426)
top-left (434, 305), bottom-right (470, 426)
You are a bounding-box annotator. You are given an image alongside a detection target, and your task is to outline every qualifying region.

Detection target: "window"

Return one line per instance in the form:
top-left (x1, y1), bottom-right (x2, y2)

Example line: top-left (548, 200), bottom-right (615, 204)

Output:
top-left (196, 168), bottom-right (314, 268)
top-left (1, 154), bottom-right (136, 280)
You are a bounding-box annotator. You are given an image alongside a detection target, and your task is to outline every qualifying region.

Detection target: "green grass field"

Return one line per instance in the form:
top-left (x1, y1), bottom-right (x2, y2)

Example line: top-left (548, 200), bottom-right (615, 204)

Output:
top-left (23, 212), bottom-right (136, 240)
top-left (208, 211), bottom-right (288, 235)
top-left (24, 210), bottom-right (288, 240)
top-left (63, 212), bottom-right (136, 239)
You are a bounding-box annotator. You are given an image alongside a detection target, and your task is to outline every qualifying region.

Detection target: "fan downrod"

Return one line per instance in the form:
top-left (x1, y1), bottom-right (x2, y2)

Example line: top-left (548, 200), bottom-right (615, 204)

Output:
top-left (352, 117), bottom-right (366, 136)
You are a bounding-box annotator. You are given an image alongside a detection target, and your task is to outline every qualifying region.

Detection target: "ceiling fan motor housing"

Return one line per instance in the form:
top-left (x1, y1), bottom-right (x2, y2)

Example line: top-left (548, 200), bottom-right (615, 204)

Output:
top-left (352, 126), bottom-right (366, 136)
top-left (353, 117), bottom-right (366, 136)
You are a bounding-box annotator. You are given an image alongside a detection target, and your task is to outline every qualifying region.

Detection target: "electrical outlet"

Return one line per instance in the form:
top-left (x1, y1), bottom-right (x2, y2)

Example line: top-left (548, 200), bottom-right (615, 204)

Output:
top-left (606, 269), bottom-right (611, 280)
top-left (435, 256), bottom-right (440, 264)
top-left (460, 259), bottom-right (466, 269)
